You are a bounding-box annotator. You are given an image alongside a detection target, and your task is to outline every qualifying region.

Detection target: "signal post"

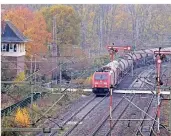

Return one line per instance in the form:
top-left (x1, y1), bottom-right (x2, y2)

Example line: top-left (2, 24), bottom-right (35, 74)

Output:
top-left (154, 47), bottom-right (171, 134)
top-left (107, 44), bottom-right (131, 135)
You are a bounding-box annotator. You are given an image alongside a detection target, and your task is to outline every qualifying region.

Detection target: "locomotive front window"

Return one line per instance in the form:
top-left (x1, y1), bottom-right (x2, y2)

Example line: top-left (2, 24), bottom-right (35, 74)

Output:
top-left (95, 74), bottom-right (107, 80)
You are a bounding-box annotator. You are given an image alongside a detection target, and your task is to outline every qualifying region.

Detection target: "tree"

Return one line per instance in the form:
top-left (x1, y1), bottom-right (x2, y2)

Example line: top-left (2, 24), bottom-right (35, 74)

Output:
top-left (40, 5), bottom-right (81, 53)
top-left (14, 72), bottom-right (25, 83)
top-left (126, 4), bottom-right (171, 48)
top-left (14, 107), bottom-right (31, 127)
top-left (3, 6), bottom-right (51, 58)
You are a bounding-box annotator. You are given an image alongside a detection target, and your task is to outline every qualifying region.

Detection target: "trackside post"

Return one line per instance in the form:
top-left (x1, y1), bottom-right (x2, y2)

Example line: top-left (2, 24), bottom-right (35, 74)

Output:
top-left (106, 44), bottom-right (131, 135)
top-left (109, 85), bottom-right (113, 136)
top-left (154, 47), bottom-right (171, 134)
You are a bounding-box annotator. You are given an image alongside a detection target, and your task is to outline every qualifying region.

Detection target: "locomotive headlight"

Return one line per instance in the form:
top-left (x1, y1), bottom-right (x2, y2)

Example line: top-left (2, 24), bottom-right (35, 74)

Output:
top-left (157, 59), bottom-right (162, 64)
top-left (127, 46), bottom-right (131, 50)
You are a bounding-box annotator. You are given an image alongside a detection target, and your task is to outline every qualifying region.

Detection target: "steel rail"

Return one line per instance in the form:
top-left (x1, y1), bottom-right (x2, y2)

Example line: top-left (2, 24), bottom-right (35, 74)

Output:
top-left (104, 95), bottom-right (136, 136)
top-left (61, 96), bottom-right (96, 126)
top-left (88, 96), bottom-right (125, 136)
top-left (62, 94), bottom-right (108, 136)
top-left (49, 95), bottom-right (96, 136)
top-left (134, 95), bottom-right (155, 136)
top-left (104, 79), bottom-right (146, 136)
top-left (92, 69), bottom-right (149, 136)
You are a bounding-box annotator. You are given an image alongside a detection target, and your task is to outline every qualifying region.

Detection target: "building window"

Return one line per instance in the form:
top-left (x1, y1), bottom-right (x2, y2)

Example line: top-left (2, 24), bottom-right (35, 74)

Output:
top-left (3, 44), bottom-right (6, 49)
top-left (14, 44), bottom-right (17, 52)
top-left (2, 44), bottom-right (6, 52)
top-left (6, 44), bottom-right (9, 52)
top-left (1, 44), bottom-right (6, 52)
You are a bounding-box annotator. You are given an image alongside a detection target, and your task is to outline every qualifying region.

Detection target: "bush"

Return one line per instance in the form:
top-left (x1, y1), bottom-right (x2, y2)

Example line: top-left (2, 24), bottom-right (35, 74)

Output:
top-left (14, 72), bottom-right (25, 86)
top-left (14, 107), bottom-right (31, 127)
top-left (1, 116), bottom-right (20, 136)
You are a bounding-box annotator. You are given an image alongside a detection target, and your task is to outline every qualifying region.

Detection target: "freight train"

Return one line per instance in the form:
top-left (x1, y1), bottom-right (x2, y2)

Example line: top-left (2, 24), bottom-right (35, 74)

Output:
top-left (92, 47), bottom-right (171, 96)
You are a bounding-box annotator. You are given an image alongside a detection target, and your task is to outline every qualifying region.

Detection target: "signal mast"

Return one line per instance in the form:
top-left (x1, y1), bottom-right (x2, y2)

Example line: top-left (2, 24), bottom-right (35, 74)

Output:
top-left (154, 47), bottom-right (171, 134)
top-left (107, 43), bottom-right (131, 61)
top-left (106, 43), bottom-right (131, 134)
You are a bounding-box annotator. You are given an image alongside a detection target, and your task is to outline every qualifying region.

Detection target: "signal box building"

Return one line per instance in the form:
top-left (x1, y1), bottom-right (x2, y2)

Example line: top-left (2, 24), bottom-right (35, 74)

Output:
top-left (1, 20), bottom-right (29, 79)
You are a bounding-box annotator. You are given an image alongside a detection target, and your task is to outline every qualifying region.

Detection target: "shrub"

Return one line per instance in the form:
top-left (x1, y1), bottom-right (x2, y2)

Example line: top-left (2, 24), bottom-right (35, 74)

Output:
top-left (14, 107), bottom-right (31, 127)
top-left (14, 72), bottom-right (25, 86)
top-left (1, 116), bottom-right (20, 136)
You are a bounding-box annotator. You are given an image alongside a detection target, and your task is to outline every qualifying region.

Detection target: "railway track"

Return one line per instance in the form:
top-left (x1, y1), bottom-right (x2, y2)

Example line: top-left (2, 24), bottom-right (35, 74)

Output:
top-left (88, 94), bottom-right (135, 136)
top-left (35, 64), bottom-right (161, 136)
top-left (48, 95), bottom-right (98, 136)
top-left (60, 66), bottom-right (149, 136)
top-left (149, 114), bottom-right (158, 136)
top-left (97, 94), bottom-right (156, 136)
top-left (100, 68), bottom-right (157, 136)
top-left (89, 68), bottom-right (156, 136)
top-left (135, 95), bottom-right (155, 136)
top-left (36, 94), bottom-right (108, 136)
top-left (60, 67), bottom-right (155, 136)
top-left (36, 94), bottom-right (96, 136)
top-left (61, 94), bottom-right (108, 136)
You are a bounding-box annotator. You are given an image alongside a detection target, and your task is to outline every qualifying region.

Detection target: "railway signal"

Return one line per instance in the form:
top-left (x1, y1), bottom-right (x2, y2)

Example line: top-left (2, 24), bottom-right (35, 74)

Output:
top-left (107, 44), bottom-right (131, 135)
top-left (154, 47), bottom-right (171, 134)
top-left (107, 44), bottom-right (131, 61)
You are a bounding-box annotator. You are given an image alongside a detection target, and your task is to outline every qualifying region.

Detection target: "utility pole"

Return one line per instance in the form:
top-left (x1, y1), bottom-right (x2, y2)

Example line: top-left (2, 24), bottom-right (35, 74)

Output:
top-left (154, 47), bottom-right (171, 134)
top-left (109, 85), bottom-right (113, 136)
top-left (132, 61), bottom-right (133, 77)
top-left (156, 55), bottom-right (161, 134)
top-left (169, 57), bottom-right (171, 132)
top-left (135, 18), bottom-right (139, 51)
top-left (170, 88), bottom-right (171, 132)
top-left (34, 54), bottom-right (36, 84)
top-left (52, 16), bottom-right (61, 84)
top-left (30, 55), bottom-right (33, 125)
top-left (99, 5), bottom-right (103, 56)
top-left (52, 16), bottom-right (57, 84)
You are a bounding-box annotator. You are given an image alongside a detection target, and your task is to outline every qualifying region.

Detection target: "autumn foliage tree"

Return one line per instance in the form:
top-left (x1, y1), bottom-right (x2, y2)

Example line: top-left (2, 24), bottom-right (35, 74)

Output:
top-left (14, 107), bottom-right (31, 127)
top-left (40, 5), bottom-right (81, 54)
top-left (2, 6), bottom-right (51, 58)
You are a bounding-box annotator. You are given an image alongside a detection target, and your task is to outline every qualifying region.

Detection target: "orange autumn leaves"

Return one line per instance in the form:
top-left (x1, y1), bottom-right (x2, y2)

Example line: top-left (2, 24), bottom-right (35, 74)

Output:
top-left (2, 7), bottom-right (51, 58)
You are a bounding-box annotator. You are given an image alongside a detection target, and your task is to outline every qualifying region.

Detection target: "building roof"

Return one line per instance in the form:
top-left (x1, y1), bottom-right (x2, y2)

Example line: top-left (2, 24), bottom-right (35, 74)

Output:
top-left (1, 20), bottom-right (29, 43)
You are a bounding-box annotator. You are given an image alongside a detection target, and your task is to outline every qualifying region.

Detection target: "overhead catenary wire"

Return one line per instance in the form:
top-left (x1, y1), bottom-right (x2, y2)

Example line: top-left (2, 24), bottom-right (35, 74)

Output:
top-left (2, 47), bottom-right (171, 134)
top-left (2, 53), bottom-right (103, 131)
top-left (34, 64), bottom-right (97, 125)
top-left (2, 55), bottom-right (83, 128)
top-left (2, 51), bottom-right (105, 94)
top-left (1, 63), bottom-right (97, 132)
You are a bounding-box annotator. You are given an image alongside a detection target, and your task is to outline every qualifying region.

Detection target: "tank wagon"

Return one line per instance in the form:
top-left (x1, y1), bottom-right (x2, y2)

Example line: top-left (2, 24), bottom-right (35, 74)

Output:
top-left (92, 47), bottom-right (171, 96)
